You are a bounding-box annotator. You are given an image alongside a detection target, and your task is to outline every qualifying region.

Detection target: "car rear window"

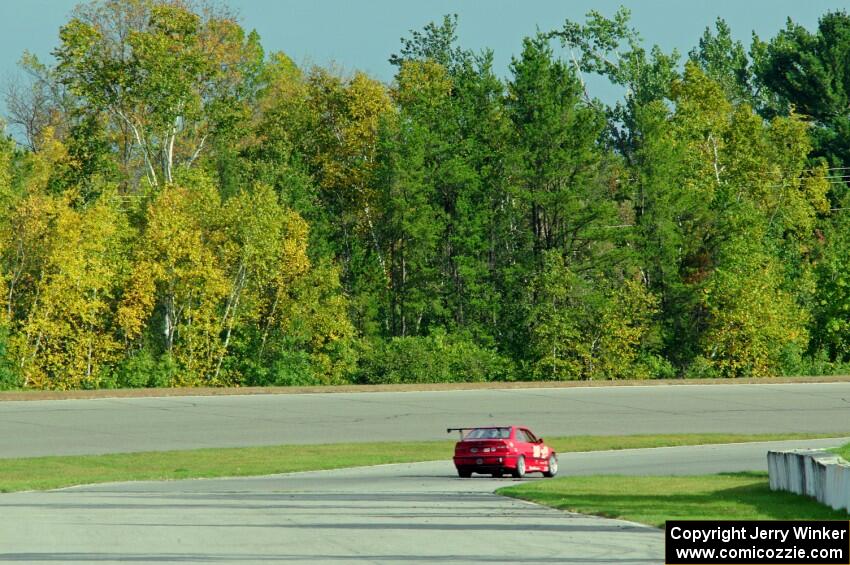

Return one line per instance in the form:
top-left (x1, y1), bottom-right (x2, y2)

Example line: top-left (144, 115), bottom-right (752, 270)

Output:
top-left (464, 428), bottom-right (510, 440)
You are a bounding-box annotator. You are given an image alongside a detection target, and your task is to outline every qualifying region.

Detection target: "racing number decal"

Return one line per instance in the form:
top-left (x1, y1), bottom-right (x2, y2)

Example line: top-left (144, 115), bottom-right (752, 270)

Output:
top-left (533, 445), bottom-right (540, 458)
top-left (541, 446), bottom-right (549, 458)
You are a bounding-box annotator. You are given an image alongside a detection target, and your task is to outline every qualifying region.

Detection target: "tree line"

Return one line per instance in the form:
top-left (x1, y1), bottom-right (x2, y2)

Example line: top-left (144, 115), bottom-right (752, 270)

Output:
top-left (1, 0), bottom-right (849, 389)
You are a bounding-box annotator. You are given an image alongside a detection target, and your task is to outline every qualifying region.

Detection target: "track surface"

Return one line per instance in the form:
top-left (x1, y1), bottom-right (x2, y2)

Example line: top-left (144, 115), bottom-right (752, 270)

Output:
top-left (2, 439), bottom-right (845, 565)
top-left (1, 382), bottom-right (848, 457)
top-left (1, 385), bottom-right (846, 564)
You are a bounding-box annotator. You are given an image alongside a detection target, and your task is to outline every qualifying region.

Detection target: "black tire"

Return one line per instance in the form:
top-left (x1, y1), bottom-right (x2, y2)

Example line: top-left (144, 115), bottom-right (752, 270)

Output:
top-left (543, 453), bottom-right (558, 478)
top-left (457, 467), bottom-right (472, 478)
top-left (511, 455), bottom-right (526, 478)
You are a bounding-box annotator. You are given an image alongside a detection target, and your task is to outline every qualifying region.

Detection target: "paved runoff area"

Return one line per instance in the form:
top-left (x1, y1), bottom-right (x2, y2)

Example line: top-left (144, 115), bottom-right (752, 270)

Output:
top-left (0, 382), bottom-right (848, 457)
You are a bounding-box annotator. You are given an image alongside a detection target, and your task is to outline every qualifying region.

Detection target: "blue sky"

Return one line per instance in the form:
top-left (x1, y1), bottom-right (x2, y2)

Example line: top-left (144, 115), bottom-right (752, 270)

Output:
top-left (0, 0), bottom-right (847, 106)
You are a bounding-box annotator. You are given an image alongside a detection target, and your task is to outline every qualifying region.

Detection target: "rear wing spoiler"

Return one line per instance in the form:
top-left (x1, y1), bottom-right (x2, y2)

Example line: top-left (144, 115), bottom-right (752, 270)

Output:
top-left (447, 427), bottom-right (479, 439)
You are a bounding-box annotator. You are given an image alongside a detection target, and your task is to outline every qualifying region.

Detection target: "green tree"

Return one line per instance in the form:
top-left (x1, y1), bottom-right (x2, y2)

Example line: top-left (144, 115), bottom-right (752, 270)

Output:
top-left (389, 14), bottom-right (469, 72)
top-left (54, 0), bottom-right (263, 188)
top-left (373, 105), bottom-right (442, 337)
top-left (753, 11), bottom-right (850, 167)
top-left (224, 185), bottom-right (357, 385)
top-left (688, 18), bottom-right (754, 104)
top-left (526, 252), bottom-right (658, 380)
top-left (248, 61), bottom-right (395, 338)
top-left (497, 31), bottom-right (668, 377)
top-left (551, 6), bottom-right (680, 156)
top-left (810, 191), bottom-right (850, 362)
top-left (665, 65), bottom-right (823, 376)
top-left (390, 20), bottom-right (512, 343)
top-left (506, 34), bottom-right (615, 262)
top-left (700, 246), bottom-right (808, 377)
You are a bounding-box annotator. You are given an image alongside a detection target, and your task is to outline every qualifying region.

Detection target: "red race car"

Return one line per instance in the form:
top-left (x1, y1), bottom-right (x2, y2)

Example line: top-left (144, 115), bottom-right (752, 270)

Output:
top-left (448, 425), bottom-right (558, 478)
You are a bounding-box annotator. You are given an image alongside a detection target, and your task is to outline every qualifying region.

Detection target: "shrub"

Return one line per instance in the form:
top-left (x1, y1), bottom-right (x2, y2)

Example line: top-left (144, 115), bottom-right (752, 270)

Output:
top-left (634, 353), bottom-right (677, 379)
top-left (268, 350), bottom-right (317, 386)
top-left (684, 355), bottom-right (719, 379)
top-left (0, 326), bottom-right (22, 390)
top-left (112, 348), bottom-right (177, 388)
top-left (788, 348), bottom-right (850, 377)
top-left (356, 332), bottom-right (513, 384)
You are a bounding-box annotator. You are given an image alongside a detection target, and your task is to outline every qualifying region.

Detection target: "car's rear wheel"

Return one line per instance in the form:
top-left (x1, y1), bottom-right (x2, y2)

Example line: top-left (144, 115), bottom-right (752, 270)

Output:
top-left (457, 467), bottom-right (472, 478)
top-left (511, 455), bottom-right (526, 478)
top-left (543, 453), bottom-right (558, 477)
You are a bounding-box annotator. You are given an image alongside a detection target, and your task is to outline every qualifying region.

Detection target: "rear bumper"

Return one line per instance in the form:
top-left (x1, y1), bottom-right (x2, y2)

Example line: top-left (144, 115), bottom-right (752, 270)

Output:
top-left (453, 455), bottom-right (518, 470)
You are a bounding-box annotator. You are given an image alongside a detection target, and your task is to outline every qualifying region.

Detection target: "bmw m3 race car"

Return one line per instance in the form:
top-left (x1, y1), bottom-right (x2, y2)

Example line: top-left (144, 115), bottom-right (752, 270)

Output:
top-left (448, 425), bottom-right (558, 478)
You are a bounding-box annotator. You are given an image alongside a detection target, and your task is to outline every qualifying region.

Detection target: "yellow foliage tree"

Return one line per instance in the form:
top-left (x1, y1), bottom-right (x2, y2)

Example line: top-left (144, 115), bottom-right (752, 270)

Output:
top-left (120, 177), bottom-right (229, 384)
top-left (10, 195), bottom-right (128, 389)
top-left (119, 177), bottom-right (340, 386)
top-left (671, 64), bottom-right (820, 376)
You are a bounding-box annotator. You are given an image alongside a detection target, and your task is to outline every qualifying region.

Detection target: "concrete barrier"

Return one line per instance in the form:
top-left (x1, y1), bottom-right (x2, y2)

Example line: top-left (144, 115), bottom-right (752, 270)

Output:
top-left (767, 449), bottom-right (850, 512)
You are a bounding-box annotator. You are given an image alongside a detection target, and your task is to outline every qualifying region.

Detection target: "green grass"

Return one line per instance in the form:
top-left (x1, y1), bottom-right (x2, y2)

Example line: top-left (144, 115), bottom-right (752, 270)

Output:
top-left (0, 441), bottom-right (452, 493)
top-left (541, 433), bottom-right (842, 454)
top-left (498, 472), bottom-right (850, 528)
top-left (830, 442), bottom-right (850, 461)
top-left (0, 432), bottom-right (842, 493)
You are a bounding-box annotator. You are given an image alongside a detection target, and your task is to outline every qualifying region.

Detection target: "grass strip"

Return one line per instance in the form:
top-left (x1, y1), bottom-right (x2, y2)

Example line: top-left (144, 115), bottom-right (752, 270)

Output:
top-left (0, 441), bottom-right (451, 493)
top-left (830, 442), bottom-right (850, 461)
top-left (498, 472), bottom-right (850, 528)
top-left (542, 433), bottom-right (845, 454)
top-left (0, 432), bottom-right (843, 493)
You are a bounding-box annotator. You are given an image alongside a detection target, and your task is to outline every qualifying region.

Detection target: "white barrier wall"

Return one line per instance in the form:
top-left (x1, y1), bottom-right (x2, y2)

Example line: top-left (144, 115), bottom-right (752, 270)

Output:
top-left (767, 449), bottom-right (850, 513)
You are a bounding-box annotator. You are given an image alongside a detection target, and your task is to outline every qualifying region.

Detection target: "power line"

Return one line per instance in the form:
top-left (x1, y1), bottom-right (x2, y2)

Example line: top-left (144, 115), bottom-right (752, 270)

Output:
top-left (750, 166), bottom-right (850, 179)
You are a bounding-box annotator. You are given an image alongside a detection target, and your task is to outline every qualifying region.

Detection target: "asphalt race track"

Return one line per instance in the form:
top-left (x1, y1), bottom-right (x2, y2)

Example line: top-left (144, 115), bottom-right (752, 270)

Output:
top-left (0, 384), bottom-right (847, 564)
top-left (1, 439), bottom-right (845, 565)
top-left (1, 382), bottom-right (849, 457)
